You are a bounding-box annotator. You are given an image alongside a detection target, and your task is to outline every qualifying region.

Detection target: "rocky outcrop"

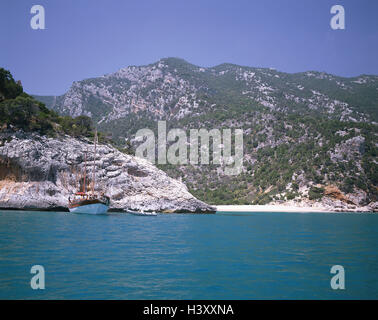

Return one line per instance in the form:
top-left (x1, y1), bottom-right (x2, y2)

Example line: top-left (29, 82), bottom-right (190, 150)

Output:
top-left (270, 183), bottom-right (377, 212)
top-left (319, 185), bottom-right (377, 212)
top-left (271, 197), bottom-right (377, 213)
top-left (323, 185), bottom-right (355, 205)
top-left (0, 130), bottom-right (215, 213)
top-left (319, 196), bottom-right (376, 212)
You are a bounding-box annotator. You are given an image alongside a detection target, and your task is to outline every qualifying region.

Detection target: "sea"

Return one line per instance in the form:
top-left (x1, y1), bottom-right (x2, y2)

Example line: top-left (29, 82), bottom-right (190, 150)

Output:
top-left (0, 210), bottom-right (377, 299)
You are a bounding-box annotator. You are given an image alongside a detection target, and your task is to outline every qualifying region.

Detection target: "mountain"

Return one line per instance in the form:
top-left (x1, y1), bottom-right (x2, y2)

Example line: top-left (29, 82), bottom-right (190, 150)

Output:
top-left (34, 58), bottom-right (378, 209)
top-left (0, 67), bottom-right (214, 213)
top-left (34, 57), bottom-right (378, 124)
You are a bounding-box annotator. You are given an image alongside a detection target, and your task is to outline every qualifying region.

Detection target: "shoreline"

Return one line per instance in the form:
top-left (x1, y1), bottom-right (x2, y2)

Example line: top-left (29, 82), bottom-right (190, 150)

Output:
top-left (216, 204), bottom-right (374, 213)
top-left (0, 205), bottom-right (374, 214)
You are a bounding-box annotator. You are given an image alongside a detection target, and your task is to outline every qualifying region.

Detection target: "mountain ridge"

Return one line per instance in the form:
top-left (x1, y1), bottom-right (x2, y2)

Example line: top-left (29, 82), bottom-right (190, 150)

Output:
top-left (34, 57), bottom-right (378, 124)
top-left (34, 57), bottom-right (378, 98)
top-left (33, 58), bottom-right (378, 208)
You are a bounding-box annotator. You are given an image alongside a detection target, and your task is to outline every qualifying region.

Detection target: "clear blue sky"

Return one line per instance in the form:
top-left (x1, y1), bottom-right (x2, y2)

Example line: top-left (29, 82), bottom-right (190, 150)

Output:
top-left (1, 0), bottom-right (377, 95)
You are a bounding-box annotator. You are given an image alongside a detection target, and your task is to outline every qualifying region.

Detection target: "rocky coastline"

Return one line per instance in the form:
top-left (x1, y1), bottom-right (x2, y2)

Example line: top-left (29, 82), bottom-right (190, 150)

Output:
top-left (269, 199), bottom-right (377, 213)
top-left (0, 130), bottom-right (216, 213)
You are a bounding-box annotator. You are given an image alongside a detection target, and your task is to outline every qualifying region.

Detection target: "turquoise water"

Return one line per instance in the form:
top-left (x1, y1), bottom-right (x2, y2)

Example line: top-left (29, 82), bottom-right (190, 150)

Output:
top-left (0, 210), bottom-right (377, 299)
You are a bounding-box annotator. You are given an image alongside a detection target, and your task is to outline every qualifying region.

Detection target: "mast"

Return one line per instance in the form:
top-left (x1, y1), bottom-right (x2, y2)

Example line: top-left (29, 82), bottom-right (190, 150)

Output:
top-left (83, 149), bottom-right (87, 193)
top-left (92, 129), bottom-right (97, 195)
top-left (75, 167), bottom-right (79, 192)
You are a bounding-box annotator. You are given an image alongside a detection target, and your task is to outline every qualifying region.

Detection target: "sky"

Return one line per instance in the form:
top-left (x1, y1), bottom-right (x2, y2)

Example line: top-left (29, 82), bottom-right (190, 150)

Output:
top-left (1, 0), bottom-right (377, 95)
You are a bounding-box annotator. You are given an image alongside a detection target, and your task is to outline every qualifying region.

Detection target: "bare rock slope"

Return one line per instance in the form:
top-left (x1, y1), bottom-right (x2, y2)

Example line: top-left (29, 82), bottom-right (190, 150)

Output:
top-left (0, 130), bottom-right (215, 213)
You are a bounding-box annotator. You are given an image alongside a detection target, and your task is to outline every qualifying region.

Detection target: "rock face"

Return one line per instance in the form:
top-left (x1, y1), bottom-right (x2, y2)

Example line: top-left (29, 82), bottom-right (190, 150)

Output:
top-left (33, 58), bottom-right (378, 207)
top-left (36, 58), bottom-right (377, 124)
top-left (0, 130), bottom-right (215, 213)
top-left (324, 185), bottom-right (355, 205)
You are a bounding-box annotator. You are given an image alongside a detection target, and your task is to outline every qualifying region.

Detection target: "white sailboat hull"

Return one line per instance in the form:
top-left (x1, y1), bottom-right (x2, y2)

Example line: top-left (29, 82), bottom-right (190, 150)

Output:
top-left (69, 203), bottom-right (109, 214)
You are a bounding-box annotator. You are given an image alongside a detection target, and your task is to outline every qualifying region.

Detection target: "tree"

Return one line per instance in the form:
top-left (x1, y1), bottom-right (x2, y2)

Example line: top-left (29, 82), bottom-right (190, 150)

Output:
top-left (0, 68), bottom-right (23, 101)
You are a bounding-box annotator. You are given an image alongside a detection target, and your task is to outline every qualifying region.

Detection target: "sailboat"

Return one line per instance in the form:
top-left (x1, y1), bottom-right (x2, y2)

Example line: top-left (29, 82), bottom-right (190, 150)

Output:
top-left (68, 130), bottom-right (110, 214)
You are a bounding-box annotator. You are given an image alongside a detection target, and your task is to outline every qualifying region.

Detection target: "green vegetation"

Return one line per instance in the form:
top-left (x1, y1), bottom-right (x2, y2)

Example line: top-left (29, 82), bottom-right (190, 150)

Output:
top-left (161, 113), bottom-right (377, 205)
top-left (30, 58), bottom-right (378, 205)
top-left (0, 68), bottom-right (101, 139)
top-left (0, 68), bottom-right (23, 100)
top-left (308, 186), bottom-right (325, 200)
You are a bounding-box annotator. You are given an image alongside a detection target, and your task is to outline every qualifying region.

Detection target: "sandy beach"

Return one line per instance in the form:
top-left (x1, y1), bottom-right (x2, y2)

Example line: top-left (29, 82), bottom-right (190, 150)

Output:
top-left (216, 205), bottom-right (335, 213)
